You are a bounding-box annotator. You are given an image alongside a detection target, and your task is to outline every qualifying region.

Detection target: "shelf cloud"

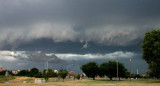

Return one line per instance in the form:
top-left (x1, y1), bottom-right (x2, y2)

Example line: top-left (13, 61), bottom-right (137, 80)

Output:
top-left (0, 0), bottom-right (157, 72)
top-left (0, 0), bottom-right (160, 49)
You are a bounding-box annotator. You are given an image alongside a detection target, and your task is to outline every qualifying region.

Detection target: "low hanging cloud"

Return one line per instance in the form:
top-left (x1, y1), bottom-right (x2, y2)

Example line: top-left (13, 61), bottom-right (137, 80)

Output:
top-left (56, 51), bottom-right (135, 60)
top-left (26, 52), bottom-right (65, 63)
top-left (0, 51), bottom-right (65, 63)
top-left (0, 51), bottom-right (17, 61)
top-left (0, 51), bottom-right (136, 62)
top-left (0, 0), bottom-right (160, 49)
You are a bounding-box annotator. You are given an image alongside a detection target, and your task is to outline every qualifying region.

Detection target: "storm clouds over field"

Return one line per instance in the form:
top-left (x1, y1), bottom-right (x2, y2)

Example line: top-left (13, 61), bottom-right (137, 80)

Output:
top-left (0, 0), bottom-right (160, 73)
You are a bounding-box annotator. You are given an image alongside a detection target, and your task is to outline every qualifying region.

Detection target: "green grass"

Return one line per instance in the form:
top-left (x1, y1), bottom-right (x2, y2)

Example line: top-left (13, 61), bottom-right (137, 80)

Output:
top-left (0, 76), bottom-right (15, 83)
top-left (0, 77), bottom-right (160, 86)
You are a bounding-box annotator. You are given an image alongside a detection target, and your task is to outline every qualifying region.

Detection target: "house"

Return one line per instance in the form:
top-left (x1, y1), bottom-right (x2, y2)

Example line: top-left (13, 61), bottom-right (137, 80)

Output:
top-left (0, 68), bottom-right (4, 72)
top-left (12, 70), bottom-right (19, 75)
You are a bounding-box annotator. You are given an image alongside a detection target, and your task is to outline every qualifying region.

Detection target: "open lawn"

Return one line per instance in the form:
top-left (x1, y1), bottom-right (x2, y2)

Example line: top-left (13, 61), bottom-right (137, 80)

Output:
top-left (0, 76), bottom-right (160, 86)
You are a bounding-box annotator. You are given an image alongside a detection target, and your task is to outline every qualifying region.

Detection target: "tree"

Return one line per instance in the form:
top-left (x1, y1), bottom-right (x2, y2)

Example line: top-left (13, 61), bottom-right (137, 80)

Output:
top-left (76, 74), bottom-right (81, 80)
top-left (99, 62), bottom-right (108, 77)
top-left (43, 69), bottom-right (57, 82)
top-left (28, 68), bottom-right (39, 77)
top-left (81, 62), bottom-right (99, 80)
top-left (17, 70), bottom-right (29, 76)
top-left (0, 70), bottom-right (6, 76)
top-left (99, 61), bottom-right (127, 80)
top-left (118, 62), bottom-right (128, 79)
top-left (59, 69), bottom-right (68, 82)
top-left (34, 72), bottom-right (43, 78)
top-left (141, 30), bottom-right (160, 79)
top-left (43, 69), bottom-right (49, 82)
top-left (147, 62), bottom-right (160, 78)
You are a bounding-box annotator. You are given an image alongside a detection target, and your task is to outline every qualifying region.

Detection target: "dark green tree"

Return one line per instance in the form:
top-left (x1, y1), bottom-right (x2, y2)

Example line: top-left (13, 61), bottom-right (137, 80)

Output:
top-left (17, 70), bottom-right (29, 76)
top-left (81, 62), bottom-right (99, 80)
top-left (58, 69), bottom-right (68, 82)
top-left (43, 69), bottom-right (49, 82)
top-left (141, 30), bottom-right (160, 79)
top-left (118, 62), bottom-right (128, 79)
top-left (76, 74), bottom-right (81, 80)
top-left (34, 72), bottom-right (43, 78)
top-left (0, 70), bottom-right (6, 76)
top-left (43, 69), bottom-right (57, 82)
top-left (99, 61), bottom-right (127, 80)
top-left (99, 62), bottom-right (108, 77)
top-left (59, 69), bottom-right (68, 82)
top-left (28, 68), bottom-right (39, 77)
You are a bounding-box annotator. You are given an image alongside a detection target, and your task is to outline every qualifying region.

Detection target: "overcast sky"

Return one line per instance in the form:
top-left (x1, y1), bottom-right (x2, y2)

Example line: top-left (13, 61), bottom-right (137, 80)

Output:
top-left (0, 0), bottom-right (160, 73)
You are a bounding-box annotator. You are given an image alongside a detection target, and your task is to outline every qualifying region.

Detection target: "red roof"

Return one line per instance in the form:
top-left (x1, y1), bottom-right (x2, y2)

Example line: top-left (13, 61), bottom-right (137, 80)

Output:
top-left (0, 68), bottom-right (4, 72)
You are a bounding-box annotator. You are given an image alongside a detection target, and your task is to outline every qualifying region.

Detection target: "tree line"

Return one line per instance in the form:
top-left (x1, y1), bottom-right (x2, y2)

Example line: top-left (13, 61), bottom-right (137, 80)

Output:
top-left (17, 68), bottom-right (72, 82)
top-left (0, 68), bottom-right (81, 82)
top-left (81, 29), bottom-right (160, 80)
top-left (81, 61), bottom-right (129, 80)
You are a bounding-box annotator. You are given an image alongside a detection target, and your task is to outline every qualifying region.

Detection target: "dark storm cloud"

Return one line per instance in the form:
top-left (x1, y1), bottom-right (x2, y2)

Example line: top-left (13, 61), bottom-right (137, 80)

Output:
top-left (13, 51), bottom-right (65, 63)
top-left (0, 0), bottom-right (160, 49)
top-left (1, 0), bottom-right (159, 27)
top-left (27, 52), bottom-right (64, 63)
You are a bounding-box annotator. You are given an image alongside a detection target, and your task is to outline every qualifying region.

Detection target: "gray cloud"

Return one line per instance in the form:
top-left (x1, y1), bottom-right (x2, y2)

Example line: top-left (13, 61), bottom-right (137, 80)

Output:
top-left (56, 51), bottom-right (135, 60)
top-left (28, 52), bottom-right (64, 63)
top-left (0, 51), bottom-right (65, 63)
top-left (0, 0), bottom-right (160, 49)
top-left (16, 51), bottom-right (65, 63)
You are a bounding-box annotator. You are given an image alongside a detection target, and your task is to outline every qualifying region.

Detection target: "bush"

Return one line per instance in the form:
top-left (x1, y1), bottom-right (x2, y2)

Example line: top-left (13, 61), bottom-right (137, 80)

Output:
top-left (76, 74), bottom-right (80, 80)
top-left (34, 72), bottom-right (43, 78)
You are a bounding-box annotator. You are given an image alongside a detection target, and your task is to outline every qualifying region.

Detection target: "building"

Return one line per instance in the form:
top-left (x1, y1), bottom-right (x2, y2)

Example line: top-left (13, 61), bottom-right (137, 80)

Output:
top-left (0, 68), bottom-right (4, 72)
top-left (12, 70), bottom-right (19, 75)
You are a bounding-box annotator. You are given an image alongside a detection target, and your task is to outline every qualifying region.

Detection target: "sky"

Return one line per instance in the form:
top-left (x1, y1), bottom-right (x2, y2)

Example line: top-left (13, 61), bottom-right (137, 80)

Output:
top-left (0, 0), bottom-right (160, 74)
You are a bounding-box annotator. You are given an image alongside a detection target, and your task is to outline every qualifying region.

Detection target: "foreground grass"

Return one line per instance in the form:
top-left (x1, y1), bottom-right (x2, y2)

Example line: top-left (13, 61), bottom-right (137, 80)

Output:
top-left (0, 76), bottom-right (15, 83)
top-left (0, 77), bottom-right (160, 86)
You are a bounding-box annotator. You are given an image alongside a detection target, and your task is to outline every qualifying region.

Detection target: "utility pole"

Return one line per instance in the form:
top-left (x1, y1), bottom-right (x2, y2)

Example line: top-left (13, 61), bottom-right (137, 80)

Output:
top-left (67, 64), bottom-right (73, 71)
top-left (129, 57), bottom-right (132, 82)
top-left (116, 59), bottom-right (118, 80)
top-left (137, 69), bottom-right (139, 75)
top-left (47, 61), bottom-right (48, 73)
top-left (45, 61), bottom-right (49, 74)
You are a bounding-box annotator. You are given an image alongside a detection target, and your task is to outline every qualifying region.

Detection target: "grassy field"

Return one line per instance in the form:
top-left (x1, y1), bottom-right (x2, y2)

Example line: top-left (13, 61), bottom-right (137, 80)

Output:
top-left (0, 76), bottom-right (160, 86)
top-left (0, 76), bottom-right (15, 83)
